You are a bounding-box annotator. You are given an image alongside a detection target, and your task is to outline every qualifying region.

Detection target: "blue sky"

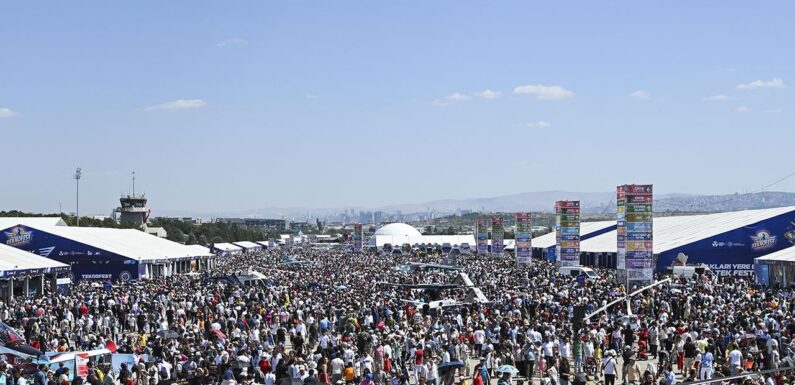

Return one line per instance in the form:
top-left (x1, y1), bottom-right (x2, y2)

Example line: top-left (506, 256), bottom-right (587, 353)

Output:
top-left (1, 1), bottom-right (793, 215)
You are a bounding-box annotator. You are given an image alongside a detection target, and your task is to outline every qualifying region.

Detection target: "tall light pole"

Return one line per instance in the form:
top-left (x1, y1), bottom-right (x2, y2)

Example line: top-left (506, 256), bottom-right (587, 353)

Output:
top-left (74, 167), bottom-right (82, 226)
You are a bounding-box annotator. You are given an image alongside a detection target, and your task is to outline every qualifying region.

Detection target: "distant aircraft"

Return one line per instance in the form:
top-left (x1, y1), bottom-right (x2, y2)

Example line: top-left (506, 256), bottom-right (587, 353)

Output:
top-left (0, 321), bottom-right (115, 363)
top-left (394, 262), bottom-right (463, 273)
top-left (281, 255), bottom-right (312, 266)
top-left (584, 278), bottom-right (672, 323)
top-left (390, 273), bottom-right (491, 306)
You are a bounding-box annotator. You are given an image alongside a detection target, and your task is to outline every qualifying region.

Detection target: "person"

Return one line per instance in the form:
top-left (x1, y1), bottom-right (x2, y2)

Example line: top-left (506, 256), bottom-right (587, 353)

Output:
top-left (344, 363), bottom-right (355, 385)
top-left (358, 373), bottom-right (374, 385)
top-left (496, 373), bottom-right (510, 385)
top-left (661, 365), bottom-right (675, 385)
top-left (558, 358), bottom-right (570, 385)
top-left (523, 343), bottom-right (536, 379)
top-left (602, 350), bottom-right (617, 385)
top-left (682, 337), bottom-right (697, 375)
top-left (699, 347), bottom-right (714, 380)
top-left (729, 346), bottom-right (743, 376)
top-left (479, 358), bottom-right (490, 385)
top-left (34, 365), bottom-right (47, 385)
top-left (625, 356), bottom-right (642, 385)
top-left (546, 359), bottom-right (558, 385)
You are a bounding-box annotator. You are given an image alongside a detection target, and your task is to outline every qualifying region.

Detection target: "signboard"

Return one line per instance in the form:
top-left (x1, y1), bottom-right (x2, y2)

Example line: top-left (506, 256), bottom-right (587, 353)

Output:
top-left (491, 216), bottom-right (504, 257)
top-left (353, 224), bottom-right (363, 253)
top-left (476, 221), bottom-right (488, 256)
top-left (76, 353), bottom-right (89, 378)
top-left (515, 212), bottom-right (532, 265)
top-left (618, 184), bottom-right (653, 283)
top-left (555, 201), bottom-right (581, 267)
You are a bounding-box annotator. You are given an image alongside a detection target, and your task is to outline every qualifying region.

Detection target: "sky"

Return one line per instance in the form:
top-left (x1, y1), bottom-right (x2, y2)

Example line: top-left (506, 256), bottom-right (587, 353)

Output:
top-left (1, 1), bottom-right (794, 215)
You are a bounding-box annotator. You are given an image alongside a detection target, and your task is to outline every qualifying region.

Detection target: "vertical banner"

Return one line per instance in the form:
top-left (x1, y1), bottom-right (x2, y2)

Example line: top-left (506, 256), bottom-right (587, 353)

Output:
top-left (515, 213), bottom-right (532, 264)
top-left (353, 224), bottom-right (363, 252)
top-left (622, 184), bottom-right (654, 283)
top-left (476, 220), bottom-right (488, 255)
top-left (555, 201), bottom-right (581, 266)
top-left (491, 216), bottom-right (504, 257)
top-left (616, 186), bottom-right (627, 270)
top-left (76, 353), bottom-right (90, 378)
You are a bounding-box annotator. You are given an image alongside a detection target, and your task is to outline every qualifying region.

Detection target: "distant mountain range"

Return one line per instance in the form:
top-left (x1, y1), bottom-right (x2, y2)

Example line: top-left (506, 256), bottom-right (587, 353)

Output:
top-left (155, 191), bottom-right (795, 220)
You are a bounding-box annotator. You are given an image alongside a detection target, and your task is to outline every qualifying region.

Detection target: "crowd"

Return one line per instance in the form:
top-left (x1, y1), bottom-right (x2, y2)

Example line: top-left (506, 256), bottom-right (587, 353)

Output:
top-left (1, 246), bottom-right (795, 385)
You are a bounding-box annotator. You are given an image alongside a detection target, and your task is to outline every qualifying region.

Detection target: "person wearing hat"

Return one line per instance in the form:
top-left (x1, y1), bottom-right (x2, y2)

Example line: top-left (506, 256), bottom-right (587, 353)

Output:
top-left (625, 355), bottom-right (642, 385)
top-left (602, 350), bottom-right (617, 385)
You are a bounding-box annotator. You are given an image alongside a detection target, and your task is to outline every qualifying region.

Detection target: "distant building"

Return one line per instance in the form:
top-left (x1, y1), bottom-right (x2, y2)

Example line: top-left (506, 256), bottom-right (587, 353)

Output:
top-left (114, 194), bottom-right (149, 227)
top-left (216, 218), bottom-right (289, 231)
top-left (144, 226), bottom-right (168, 238)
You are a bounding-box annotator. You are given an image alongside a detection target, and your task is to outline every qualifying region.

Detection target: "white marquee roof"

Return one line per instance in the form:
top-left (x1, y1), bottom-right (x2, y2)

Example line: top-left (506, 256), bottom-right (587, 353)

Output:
top-left (14, 225), bottom-right (212, 262)
top-left (0, 217), bottom-right (67, 229)
top-left (213, 243), bottom-right (243, 252)
top-left (581, 206), bottom-right (795, 254)
top-left (532, 220), bottom-right (616, 249)
top-left (233, 241), bottom-right (262, 250)
top-left (0, 243), bottom-right (70, 273)
top-left (755, 246), bottom-right (795, 263)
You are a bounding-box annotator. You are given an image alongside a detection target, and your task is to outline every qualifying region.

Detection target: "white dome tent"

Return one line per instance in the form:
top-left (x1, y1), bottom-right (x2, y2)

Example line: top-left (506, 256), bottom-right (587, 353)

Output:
top-left (368, 222), bottom-right (475, 251)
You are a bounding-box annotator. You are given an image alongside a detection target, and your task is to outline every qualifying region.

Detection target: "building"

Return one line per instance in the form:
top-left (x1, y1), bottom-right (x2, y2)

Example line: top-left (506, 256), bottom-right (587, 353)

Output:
top-left (144, 226), bottom-right (168, 238)
top-left (216, 218), bottom-right (289, 230)
top-left (115, 194), bottom-right (149, 227)
top-left (577, 206), bottom-right (795, 277)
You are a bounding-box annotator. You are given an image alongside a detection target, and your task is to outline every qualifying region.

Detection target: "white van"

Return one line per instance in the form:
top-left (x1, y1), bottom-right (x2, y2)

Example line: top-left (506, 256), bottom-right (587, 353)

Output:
top-left (666, 264), bottom-right (711, 278)
top-left (559, 266), bottom-right (599, 280)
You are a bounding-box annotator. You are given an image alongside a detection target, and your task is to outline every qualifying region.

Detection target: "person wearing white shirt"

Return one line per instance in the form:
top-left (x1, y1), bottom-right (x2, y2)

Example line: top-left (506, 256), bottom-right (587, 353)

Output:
top-left (729, 348), bottom-right (743, 375)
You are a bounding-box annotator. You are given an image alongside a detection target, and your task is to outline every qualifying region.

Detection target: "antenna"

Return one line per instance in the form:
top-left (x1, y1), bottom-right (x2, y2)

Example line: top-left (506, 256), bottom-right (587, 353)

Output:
top-left (132, 170), bottom-right (135, 196)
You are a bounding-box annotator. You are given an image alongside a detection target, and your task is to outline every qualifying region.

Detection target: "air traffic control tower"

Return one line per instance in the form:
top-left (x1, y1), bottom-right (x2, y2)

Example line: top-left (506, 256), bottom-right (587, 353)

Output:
top-left (116, 194), bottom-right (149, 226)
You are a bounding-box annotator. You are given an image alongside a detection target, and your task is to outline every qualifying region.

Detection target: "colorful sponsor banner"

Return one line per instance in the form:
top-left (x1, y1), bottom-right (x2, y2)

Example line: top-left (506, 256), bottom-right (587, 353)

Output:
top-left (556, 200), bottom-right (581, 267)
top-left (491, 216), bottom-right (504, 257)
top-left (618, 184), bottom-right (653, 282)
top-left (476, 221), bottom-right (488, 255)
top-left (616, 186), bottom-right (626, 270)
top-left (353, 224), bottom-right (363, 252)
top-left (515, 212), bottom-right (532, 265)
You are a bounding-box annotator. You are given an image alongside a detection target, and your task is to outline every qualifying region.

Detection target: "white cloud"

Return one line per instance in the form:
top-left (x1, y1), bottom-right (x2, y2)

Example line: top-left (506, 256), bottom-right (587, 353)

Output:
top-left (216, 38), bottom-right (248, 47)
top-left (0, 107), bottom-right (17, 118)
top-left (526, 120), bottom-right (551, 128)
top-left (736, 106), bottom-right (751, 113)
top-left (477, 89), bottom-right (501, 99)
top-left (433, 92), bottom-right (471, 106)
top-left (145, 99), bottom-right (207, 111)
top-left (305, 94), bottom-right (319, 99)
top-left (513, 84), bottom-right (574, 100)
top-left (630, 90), bottom-right (651, 100)
top-left (702, 94), bottom-right (729, 101)
top-left (737, 78), bottom-right (786, 90)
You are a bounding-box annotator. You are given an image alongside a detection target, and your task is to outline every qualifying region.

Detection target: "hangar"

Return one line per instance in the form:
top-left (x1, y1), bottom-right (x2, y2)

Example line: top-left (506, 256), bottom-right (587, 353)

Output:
top-left (577, 206), bottom-right (795, 276)
top-left (0, 219), bottom-right (214, 281)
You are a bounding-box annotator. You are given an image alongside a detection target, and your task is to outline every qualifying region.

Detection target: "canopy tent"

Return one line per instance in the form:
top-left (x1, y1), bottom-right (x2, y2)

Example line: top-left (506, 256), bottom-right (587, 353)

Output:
top-left (232, 241), bottom-right (262, 251)
top-left (212, 243), bottom-right (243, 254)
top-left (0, 224), bottom-right (213, 281)
top-left (0, 243), bottom-right (70, 278)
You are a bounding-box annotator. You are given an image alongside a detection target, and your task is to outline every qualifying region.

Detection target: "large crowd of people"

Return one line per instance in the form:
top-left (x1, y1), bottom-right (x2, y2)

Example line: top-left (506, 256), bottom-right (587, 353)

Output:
top-left (2, 247), bottom-right (795, 385)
